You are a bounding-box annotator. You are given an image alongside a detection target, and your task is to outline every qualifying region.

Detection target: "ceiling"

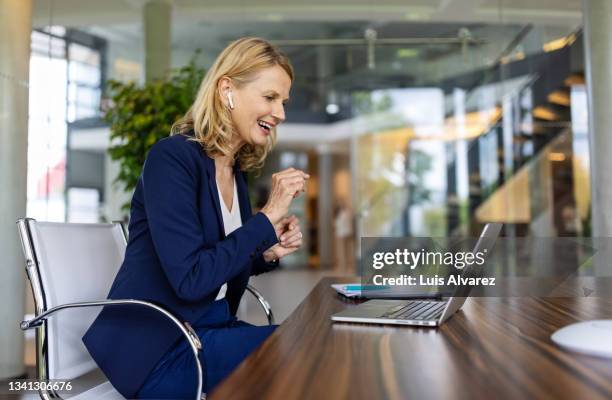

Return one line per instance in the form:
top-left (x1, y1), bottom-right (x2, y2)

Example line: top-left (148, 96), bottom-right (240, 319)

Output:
top-left (32, 0), bottom-right (583, 27)
top-left (31, 0), bottom-right (584, 122)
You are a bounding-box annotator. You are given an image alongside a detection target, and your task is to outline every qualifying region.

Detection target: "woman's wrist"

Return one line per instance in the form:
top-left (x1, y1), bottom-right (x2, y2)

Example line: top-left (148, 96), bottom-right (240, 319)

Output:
top-left (260, 207), bottom-right (281, 226)
top-left (263, 250), bottom-right (278, 263)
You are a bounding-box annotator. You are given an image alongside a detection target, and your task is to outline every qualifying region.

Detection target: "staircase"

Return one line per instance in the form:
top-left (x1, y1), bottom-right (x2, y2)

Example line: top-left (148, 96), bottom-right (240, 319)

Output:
top-left (416, 31), bottom-right (585, 237)
top-left (444, 39), bottom-right (585, 237)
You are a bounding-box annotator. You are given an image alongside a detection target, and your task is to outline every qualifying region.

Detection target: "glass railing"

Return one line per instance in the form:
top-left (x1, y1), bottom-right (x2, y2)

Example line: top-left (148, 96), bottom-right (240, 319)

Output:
top-left (352, 29), bottom-right (585, 240)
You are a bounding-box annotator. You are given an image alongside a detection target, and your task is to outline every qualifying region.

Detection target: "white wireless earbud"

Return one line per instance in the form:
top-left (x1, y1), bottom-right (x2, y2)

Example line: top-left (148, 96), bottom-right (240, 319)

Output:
top-left (227, 91), bottom-right (235, 109)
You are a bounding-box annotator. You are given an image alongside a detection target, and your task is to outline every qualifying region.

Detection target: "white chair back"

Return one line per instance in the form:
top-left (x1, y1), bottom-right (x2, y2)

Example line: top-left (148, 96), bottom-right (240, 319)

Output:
top-left (22, 220), bottom-right (126, 381)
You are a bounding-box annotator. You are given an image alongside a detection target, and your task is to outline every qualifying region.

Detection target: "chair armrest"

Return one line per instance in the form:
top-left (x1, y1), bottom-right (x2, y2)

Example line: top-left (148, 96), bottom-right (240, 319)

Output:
top-left (245, 285), bottom-right (275, 325)
top-left (20, 299), bottom-right (204, 400)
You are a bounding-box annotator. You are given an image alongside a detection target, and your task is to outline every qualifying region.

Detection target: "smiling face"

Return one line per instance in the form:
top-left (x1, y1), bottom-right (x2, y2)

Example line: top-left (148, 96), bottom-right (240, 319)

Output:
top-left (220, 65), bottom-right (292, 148)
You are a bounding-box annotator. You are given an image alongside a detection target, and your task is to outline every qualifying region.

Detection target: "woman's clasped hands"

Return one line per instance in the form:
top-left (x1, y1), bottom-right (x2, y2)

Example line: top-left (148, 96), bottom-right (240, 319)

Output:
top-left (260, 168), bottom-right (309, 262)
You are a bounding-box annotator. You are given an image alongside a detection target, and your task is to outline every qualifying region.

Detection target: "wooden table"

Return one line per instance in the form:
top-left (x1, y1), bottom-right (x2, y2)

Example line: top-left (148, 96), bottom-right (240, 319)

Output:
top-left (211, 277), bottom-right (612, 400)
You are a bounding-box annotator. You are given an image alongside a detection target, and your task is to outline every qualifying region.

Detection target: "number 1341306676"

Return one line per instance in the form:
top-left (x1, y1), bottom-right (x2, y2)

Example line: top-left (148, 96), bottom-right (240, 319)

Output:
top-left (5, 379), bottom-right (73, 393)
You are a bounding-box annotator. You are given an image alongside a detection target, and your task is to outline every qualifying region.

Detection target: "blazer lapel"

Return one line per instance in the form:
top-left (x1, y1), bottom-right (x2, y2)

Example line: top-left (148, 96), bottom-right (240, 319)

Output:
top-left (234, 167), bottom-right (252, 225)
top-left (205, 156), bottom-right (225, 238)
top-left (206, 154), bottom-right (253, 237)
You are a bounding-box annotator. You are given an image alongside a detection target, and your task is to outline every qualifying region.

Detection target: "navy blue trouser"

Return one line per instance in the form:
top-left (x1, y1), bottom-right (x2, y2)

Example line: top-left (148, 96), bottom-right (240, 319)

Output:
top-left (136, 299), bottom-right (277, 399)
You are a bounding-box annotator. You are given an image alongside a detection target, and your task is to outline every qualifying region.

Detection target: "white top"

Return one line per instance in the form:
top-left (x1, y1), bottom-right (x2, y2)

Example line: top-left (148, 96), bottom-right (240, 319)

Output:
top-left (215, 176), bottom-right (242, 300)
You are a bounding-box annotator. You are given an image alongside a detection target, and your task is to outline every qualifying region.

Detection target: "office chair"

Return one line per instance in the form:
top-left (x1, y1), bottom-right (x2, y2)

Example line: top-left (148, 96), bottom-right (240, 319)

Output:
top-left (16, 218), bottom-right (274, 400)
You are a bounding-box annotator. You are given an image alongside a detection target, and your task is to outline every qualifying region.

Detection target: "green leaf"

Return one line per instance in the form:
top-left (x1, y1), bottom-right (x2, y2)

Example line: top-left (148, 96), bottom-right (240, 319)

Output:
top-left (104, 53), bottom-right (206, 218)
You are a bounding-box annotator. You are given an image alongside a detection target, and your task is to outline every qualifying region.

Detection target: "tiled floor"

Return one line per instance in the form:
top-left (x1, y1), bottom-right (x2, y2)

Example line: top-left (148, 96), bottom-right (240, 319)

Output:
top-left (1, 267), bottom-right (353, 399)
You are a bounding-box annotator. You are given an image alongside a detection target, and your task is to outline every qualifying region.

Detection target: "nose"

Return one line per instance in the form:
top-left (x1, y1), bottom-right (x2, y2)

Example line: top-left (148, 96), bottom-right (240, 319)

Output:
top-left (272, 101), bottom-right (286, 124)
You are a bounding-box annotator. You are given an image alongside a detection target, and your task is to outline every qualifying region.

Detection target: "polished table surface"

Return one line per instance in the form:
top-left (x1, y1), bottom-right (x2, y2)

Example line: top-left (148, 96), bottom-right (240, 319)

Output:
top-left (210, 277), bottom-right (612, 400)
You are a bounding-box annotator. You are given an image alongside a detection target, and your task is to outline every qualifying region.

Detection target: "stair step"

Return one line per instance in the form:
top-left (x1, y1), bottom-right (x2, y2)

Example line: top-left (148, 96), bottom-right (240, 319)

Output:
top-left (533, 106), bottom-right (559, 121)
top-left (547, 90), bottom-right (571, 107)
top-left (564, 74), bottom-right (585, 86)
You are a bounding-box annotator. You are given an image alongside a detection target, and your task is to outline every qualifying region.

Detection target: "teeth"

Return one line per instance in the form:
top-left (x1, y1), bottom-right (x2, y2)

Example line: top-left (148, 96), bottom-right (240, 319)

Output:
top-left (258, 120), bottom-right (272, 130)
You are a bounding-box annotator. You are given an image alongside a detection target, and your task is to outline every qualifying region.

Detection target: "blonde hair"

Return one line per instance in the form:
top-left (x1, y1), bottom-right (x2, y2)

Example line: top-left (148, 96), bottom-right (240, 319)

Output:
top-left (172, 37), bottom-right (294, 171)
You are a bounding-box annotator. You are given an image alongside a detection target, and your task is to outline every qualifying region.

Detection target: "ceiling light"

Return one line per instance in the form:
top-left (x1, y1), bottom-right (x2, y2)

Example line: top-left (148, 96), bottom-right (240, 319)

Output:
top-left (326, 104), bottom-right (340, 115)
top-left (396, 48), bottom-right (418, 58)
top-left (543, 33), bottom-right (577, 53)
top-left (266, 14), bottom-right (283, 22)
top-left (404, 11), bottom-right (429, 21)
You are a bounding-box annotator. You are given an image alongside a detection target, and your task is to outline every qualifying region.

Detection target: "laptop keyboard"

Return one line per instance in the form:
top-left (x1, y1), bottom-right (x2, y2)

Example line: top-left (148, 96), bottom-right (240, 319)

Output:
top-left (380, 301), bottom-right (447, 321)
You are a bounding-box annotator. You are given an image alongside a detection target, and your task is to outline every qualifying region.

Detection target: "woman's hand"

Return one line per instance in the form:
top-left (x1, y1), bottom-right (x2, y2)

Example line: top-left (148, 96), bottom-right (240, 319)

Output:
top-left (260, 168), bottom-right (309, 226)
top-left (263, 215), bottom-right (303, 262)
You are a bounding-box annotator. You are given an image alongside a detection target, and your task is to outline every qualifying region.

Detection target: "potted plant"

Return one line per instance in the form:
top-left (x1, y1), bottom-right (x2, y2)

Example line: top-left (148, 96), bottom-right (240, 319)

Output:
top-left (104, 58), bottom-right (205, 213)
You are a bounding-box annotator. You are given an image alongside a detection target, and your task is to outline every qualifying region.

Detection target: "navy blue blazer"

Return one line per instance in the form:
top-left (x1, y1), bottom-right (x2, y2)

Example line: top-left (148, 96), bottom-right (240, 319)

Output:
top-left (82, 133), bottom-right (279, 398)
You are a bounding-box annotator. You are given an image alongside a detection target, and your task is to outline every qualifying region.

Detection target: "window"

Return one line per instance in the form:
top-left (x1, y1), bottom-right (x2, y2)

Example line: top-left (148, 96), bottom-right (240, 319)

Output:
top-left (27, 28), bottom-right (105, 222)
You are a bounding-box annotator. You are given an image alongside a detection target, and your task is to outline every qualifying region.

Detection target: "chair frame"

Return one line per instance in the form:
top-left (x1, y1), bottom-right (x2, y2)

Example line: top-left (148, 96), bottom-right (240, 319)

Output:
top-left (17, 218), bottom-right (274, 400)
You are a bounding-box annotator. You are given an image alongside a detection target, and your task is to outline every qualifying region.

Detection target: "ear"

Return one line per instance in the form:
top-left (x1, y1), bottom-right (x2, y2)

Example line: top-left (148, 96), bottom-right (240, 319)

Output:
top-left (217, 76), bottom-right (233, 103)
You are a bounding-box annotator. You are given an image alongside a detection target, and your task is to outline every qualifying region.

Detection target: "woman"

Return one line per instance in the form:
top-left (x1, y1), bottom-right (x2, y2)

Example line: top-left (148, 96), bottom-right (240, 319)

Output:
top-left (83, 37), bottom-right (308, 399)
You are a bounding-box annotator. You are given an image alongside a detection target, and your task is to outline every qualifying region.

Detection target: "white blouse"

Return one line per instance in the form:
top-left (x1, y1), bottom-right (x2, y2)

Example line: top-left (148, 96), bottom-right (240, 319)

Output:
top-left (215, 176), bottom-right (242, 300)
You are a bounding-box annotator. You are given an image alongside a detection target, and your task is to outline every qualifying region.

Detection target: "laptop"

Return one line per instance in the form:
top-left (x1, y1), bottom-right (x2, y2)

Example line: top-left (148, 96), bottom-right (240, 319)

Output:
top-left (331, 223), bottom-right (502, 327)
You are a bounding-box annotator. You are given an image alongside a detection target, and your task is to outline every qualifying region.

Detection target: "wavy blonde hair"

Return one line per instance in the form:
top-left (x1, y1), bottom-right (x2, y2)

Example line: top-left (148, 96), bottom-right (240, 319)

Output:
top-left (171, 37), bottom-right (294, 171)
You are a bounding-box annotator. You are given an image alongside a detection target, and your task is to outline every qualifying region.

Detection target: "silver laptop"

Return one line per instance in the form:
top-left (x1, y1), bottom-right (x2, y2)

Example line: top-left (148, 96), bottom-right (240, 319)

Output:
top-left (331, 223), bottom-right (502, 327)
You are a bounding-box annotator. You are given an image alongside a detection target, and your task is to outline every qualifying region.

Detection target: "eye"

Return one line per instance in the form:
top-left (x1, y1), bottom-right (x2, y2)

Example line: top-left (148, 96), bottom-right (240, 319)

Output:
top-left (265, 96), bottom-right (274, 101)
